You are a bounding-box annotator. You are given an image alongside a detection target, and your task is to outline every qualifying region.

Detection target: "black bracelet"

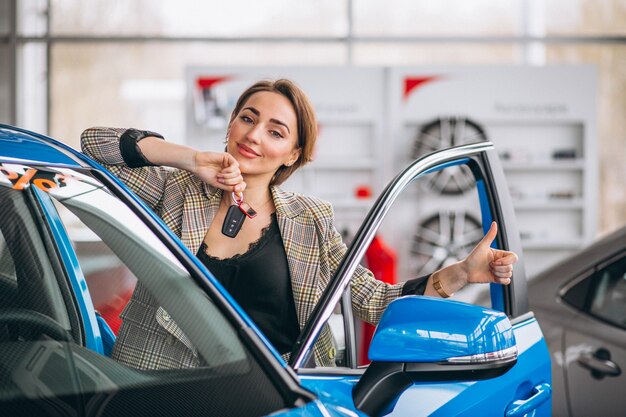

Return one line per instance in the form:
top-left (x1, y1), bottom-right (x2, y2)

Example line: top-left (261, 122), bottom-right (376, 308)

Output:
top-left (119, 128), bottom-right (164, 168)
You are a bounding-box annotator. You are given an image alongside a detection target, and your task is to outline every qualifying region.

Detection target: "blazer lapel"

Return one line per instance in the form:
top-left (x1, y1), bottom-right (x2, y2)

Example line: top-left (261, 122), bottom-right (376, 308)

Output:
top-left (272, 187), bottom-right (321, 330)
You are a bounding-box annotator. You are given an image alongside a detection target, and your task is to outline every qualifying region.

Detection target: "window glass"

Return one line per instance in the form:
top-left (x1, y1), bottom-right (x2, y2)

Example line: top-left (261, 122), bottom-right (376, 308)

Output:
top-left (17, 0), bottom-right (48, 36)
top-left (561, 272), bottom-right (593, 310)
top-left (589, 256), bottom-right (626, 329)
top-left (49, 42), bottom-right (347, 149)
top-left (0, 225), bottom-right (16, 286)
top-left (50, 0), bottom-right (347, 37)
top-left (0, 163), bottom-right (287, 416)
top-left (0, 176), bottom-right (72, 330)
top-left (0, 45), bottom-right (10, 125)
top-left (545, 44), bottom-right (626, 233)
top-left (352, 43), bottom-right (521, 66)
top-left (321, 157), bottom-right (493, 370)
top-left (545, 0), bottom-right (626, 36)
top-left (384, 157), bottom-right (490, 308)
top-left (17, 42), bottom-right (48, 133)
top-left (0, 0), bottom-right (9, 35)
top-left (353, 0), bottom-right (523, 36)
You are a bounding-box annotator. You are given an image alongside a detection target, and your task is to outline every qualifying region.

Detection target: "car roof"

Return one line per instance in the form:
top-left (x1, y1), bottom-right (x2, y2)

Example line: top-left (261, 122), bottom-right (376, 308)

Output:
top-left (0, 124), bottom-right (84, 167)
top-left (535, 225), bottom-right (626, 282)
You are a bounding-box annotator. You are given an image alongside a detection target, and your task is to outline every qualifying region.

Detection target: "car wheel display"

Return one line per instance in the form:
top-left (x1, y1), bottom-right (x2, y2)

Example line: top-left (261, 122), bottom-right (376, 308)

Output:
top-left (412, 116), bottom-right (487, 194)
top-left (410, 210), bottom-right (483, 276)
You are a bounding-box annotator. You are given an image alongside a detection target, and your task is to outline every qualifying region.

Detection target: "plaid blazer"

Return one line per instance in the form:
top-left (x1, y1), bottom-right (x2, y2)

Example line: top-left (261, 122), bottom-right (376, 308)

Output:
top-left (81, 127), bottom-right (406, 369)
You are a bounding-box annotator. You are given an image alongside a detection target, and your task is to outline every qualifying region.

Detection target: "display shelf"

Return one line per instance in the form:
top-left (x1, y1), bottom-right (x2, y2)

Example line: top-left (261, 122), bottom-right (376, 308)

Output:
top-left (502, 160), bottom-right (585, 171)
top-left (306, 158), bottom-right (378, 170)
top-left (512, 199), bottom-right (584, 210)
top-left (388, 66), bottom-right (597, 279)
top-left (520, 239), bottom-right (585, 250)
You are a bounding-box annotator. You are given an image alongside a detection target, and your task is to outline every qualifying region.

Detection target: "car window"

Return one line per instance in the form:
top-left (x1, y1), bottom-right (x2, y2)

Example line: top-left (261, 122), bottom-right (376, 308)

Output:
top-left (561, 270), bottom-right (594, 310)
top-left (318, 159), bottom-right (494, 368)
top-left (0, 163), bottom-right (291, 417)
top-left (0, 183), bottom-right (75, 333)
top-left (589, 256), bottom-right (626, 329)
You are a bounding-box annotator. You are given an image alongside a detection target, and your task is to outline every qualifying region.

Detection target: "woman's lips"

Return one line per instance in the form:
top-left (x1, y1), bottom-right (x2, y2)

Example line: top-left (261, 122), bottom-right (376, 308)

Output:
top-left (237, 144), bottom-right (260, 158)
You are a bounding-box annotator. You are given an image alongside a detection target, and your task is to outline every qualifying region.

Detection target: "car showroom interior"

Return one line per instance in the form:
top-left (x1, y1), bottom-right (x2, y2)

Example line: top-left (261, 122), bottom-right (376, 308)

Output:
top-left (1, 1), bottom-right (625, 416)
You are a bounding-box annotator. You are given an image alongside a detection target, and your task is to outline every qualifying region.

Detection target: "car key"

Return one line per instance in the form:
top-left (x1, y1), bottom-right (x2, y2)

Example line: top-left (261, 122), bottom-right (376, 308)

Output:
top-left (222, 204), bottom-right (246, 238)
top-left (221, 193), bottom-right (257, 238)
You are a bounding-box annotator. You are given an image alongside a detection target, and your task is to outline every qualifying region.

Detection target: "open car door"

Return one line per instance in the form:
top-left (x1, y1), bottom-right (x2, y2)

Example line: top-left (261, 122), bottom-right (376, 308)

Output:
top-left (291, 142), bottom-right (552, 417)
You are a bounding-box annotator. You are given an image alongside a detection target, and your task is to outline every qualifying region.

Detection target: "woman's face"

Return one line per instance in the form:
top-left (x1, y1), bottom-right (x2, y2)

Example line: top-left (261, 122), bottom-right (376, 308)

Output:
top-left (227, 91), bottom-right (300, 183)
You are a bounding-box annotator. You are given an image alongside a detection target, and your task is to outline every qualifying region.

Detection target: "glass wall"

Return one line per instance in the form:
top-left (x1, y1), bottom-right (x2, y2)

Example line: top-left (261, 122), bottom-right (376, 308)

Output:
top-left (7, 0), bottom-right (626, 234)
top-left (0, 45), bottom-right (9, 124)
top-left (0, 0), bottom-right (11, 124)
top-left (50, 0), bottom-right (348, 37)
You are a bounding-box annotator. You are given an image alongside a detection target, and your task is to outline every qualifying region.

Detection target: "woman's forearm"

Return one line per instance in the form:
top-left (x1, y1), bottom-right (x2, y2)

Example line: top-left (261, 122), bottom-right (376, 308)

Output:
top-left (423, 262), bottom-right (468, 298)
top-left (137, 136), bottom-right (197, 171)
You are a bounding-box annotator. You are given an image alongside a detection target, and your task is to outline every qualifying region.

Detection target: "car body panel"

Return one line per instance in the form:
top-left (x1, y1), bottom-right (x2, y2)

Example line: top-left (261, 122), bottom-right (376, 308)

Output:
top-left (563, 314), bottom-right (626, 417)
top-left (529, 226), bottom-right (626, 416)
top-left (0, 126), bottom-right (82, 167)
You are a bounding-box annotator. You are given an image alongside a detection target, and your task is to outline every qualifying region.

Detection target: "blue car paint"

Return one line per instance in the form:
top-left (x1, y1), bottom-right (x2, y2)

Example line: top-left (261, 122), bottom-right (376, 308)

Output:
top-left (299, 376), bottom-right (365, 416)
top-left (274, 398), bottom-right (365, 417)
top-left (421, 158), bottom-right (469, 176)
top-left (368, 296), bottom-right (515, 363)
top-left (95, 313), bottom-right (117, 357)
top-left (0, 125), bottom-right (82, 167)
top-left (476, 178), bottom-right (506, 312)
top-left (301, 318), bottom-right (551, 417)
top-left (31, 185), bottom-right (104, 354)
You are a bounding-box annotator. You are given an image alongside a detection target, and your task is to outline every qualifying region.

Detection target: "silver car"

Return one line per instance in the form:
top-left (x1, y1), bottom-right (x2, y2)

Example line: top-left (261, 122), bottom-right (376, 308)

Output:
top-left (528, 225), bottom-right (626, 417)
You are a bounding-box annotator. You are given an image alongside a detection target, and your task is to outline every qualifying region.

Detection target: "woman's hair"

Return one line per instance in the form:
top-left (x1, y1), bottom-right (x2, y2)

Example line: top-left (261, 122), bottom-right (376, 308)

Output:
top-left (228, 79), bottom-right (317, 186)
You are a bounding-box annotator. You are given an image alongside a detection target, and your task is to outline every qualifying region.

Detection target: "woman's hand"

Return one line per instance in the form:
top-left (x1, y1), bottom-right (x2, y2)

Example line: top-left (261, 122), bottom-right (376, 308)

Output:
top-left (136, 137), bottom-right (246, 194)
top-left (192, 151), bottom-right (246, 194)
top-left (461, 221), bottom-right (517, 286)
top-left (425, 222), bottom-right (517, 298)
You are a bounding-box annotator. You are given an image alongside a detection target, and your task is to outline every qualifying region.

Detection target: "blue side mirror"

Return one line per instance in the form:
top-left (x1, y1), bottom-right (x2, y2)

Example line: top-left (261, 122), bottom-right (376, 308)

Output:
top-left (354, 296), bottom-right (518, 417)
top-left (368, 296), bottom-right (516, 364)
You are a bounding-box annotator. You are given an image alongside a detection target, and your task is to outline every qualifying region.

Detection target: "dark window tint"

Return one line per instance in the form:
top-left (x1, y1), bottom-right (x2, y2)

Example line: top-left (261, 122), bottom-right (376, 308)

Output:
top-left (589, 256), bottom-right (626, 329)
top-left (561, 272), bottom-right (594, 310)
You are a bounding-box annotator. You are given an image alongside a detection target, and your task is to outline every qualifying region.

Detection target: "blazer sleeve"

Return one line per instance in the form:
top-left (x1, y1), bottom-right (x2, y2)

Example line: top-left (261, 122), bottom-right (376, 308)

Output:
top-left (320, 205), bottom-right (406, 325)
top-left (81, 127), bottom-right (175, 212)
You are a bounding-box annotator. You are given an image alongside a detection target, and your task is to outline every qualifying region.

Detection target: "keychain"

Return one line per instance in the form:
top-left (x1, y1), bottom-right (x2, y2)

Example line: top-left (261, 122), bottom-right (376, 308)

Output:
top-left (222, 192), bottom-right (257, 238)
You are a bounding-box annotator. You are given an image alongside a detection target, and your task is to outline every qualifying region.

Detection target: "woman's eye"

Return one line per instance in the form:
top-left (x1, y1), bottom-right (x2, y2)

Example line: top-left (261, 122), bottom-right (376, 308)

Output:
top-left (269, 130), bottom-right (284, 139)
top-left (240, 115), bottom-right (253, 123)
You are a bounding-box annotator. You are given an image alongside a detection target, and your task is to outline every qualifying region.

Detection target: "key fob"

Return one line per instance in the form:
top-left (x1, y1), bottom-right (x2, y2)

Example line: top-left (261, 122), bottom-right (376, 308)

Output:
top-left (222, 204), bottom-right (246, 238)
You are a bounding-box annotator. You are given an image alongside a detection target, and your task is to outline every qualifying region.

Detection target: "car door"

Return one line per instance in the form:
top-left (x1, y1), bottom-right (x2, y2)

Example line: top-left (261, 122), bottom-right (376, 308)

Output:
top-left (291, 142), bottom-right (552, 416)
top-left (560, 252), bottom-right (626, 417)
top-left (0, 156), bottom-right (339, 417)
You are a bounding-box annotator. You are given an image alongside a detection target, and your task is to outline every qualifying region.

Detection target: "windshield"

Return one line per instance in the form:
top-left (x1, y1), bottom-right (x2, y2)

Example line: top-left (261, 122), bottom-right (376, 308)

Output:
top-left (0, 162), bottom-right (290, 417)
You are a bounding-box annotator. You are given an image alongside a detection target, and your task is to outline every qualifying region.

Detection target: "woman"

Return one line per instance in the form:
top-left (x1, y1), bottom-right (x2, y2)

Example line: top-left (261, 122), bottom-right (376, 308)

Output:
top-left (81, 79), bottom-right (516, 370)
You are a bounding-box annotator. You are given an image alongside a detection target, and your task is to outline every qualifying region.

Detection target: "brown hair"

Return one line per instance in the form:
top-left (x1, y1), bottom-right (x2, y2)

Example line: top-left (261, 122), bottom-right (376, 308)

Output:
top-left (228, 79), bottom-right (317, 186)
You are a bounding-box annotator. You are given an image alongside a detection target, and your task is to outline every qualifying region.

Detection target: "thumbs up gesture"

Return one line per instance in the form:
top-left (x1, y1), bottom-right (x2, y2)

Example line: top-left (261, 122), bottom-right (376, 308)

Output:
top-left (462, 221), bottom-right (517, 285)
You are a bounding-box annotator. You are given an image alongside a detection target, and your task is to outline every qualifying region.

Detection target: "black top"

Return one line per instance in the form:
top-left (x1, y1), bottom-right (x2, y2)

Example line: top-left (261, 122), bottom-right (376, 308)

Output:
top-left (196, 214), bottom-right (429, 355)
top-left (196, 214), bottom-right (300, 355)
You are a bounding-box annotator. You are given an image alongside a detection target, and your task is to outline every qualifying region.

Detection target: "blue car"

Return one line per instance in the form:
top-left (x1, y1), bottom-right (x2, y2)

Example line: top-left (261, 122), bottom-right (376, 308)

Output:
top-left (0, 124), bottom-right (551, 416)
